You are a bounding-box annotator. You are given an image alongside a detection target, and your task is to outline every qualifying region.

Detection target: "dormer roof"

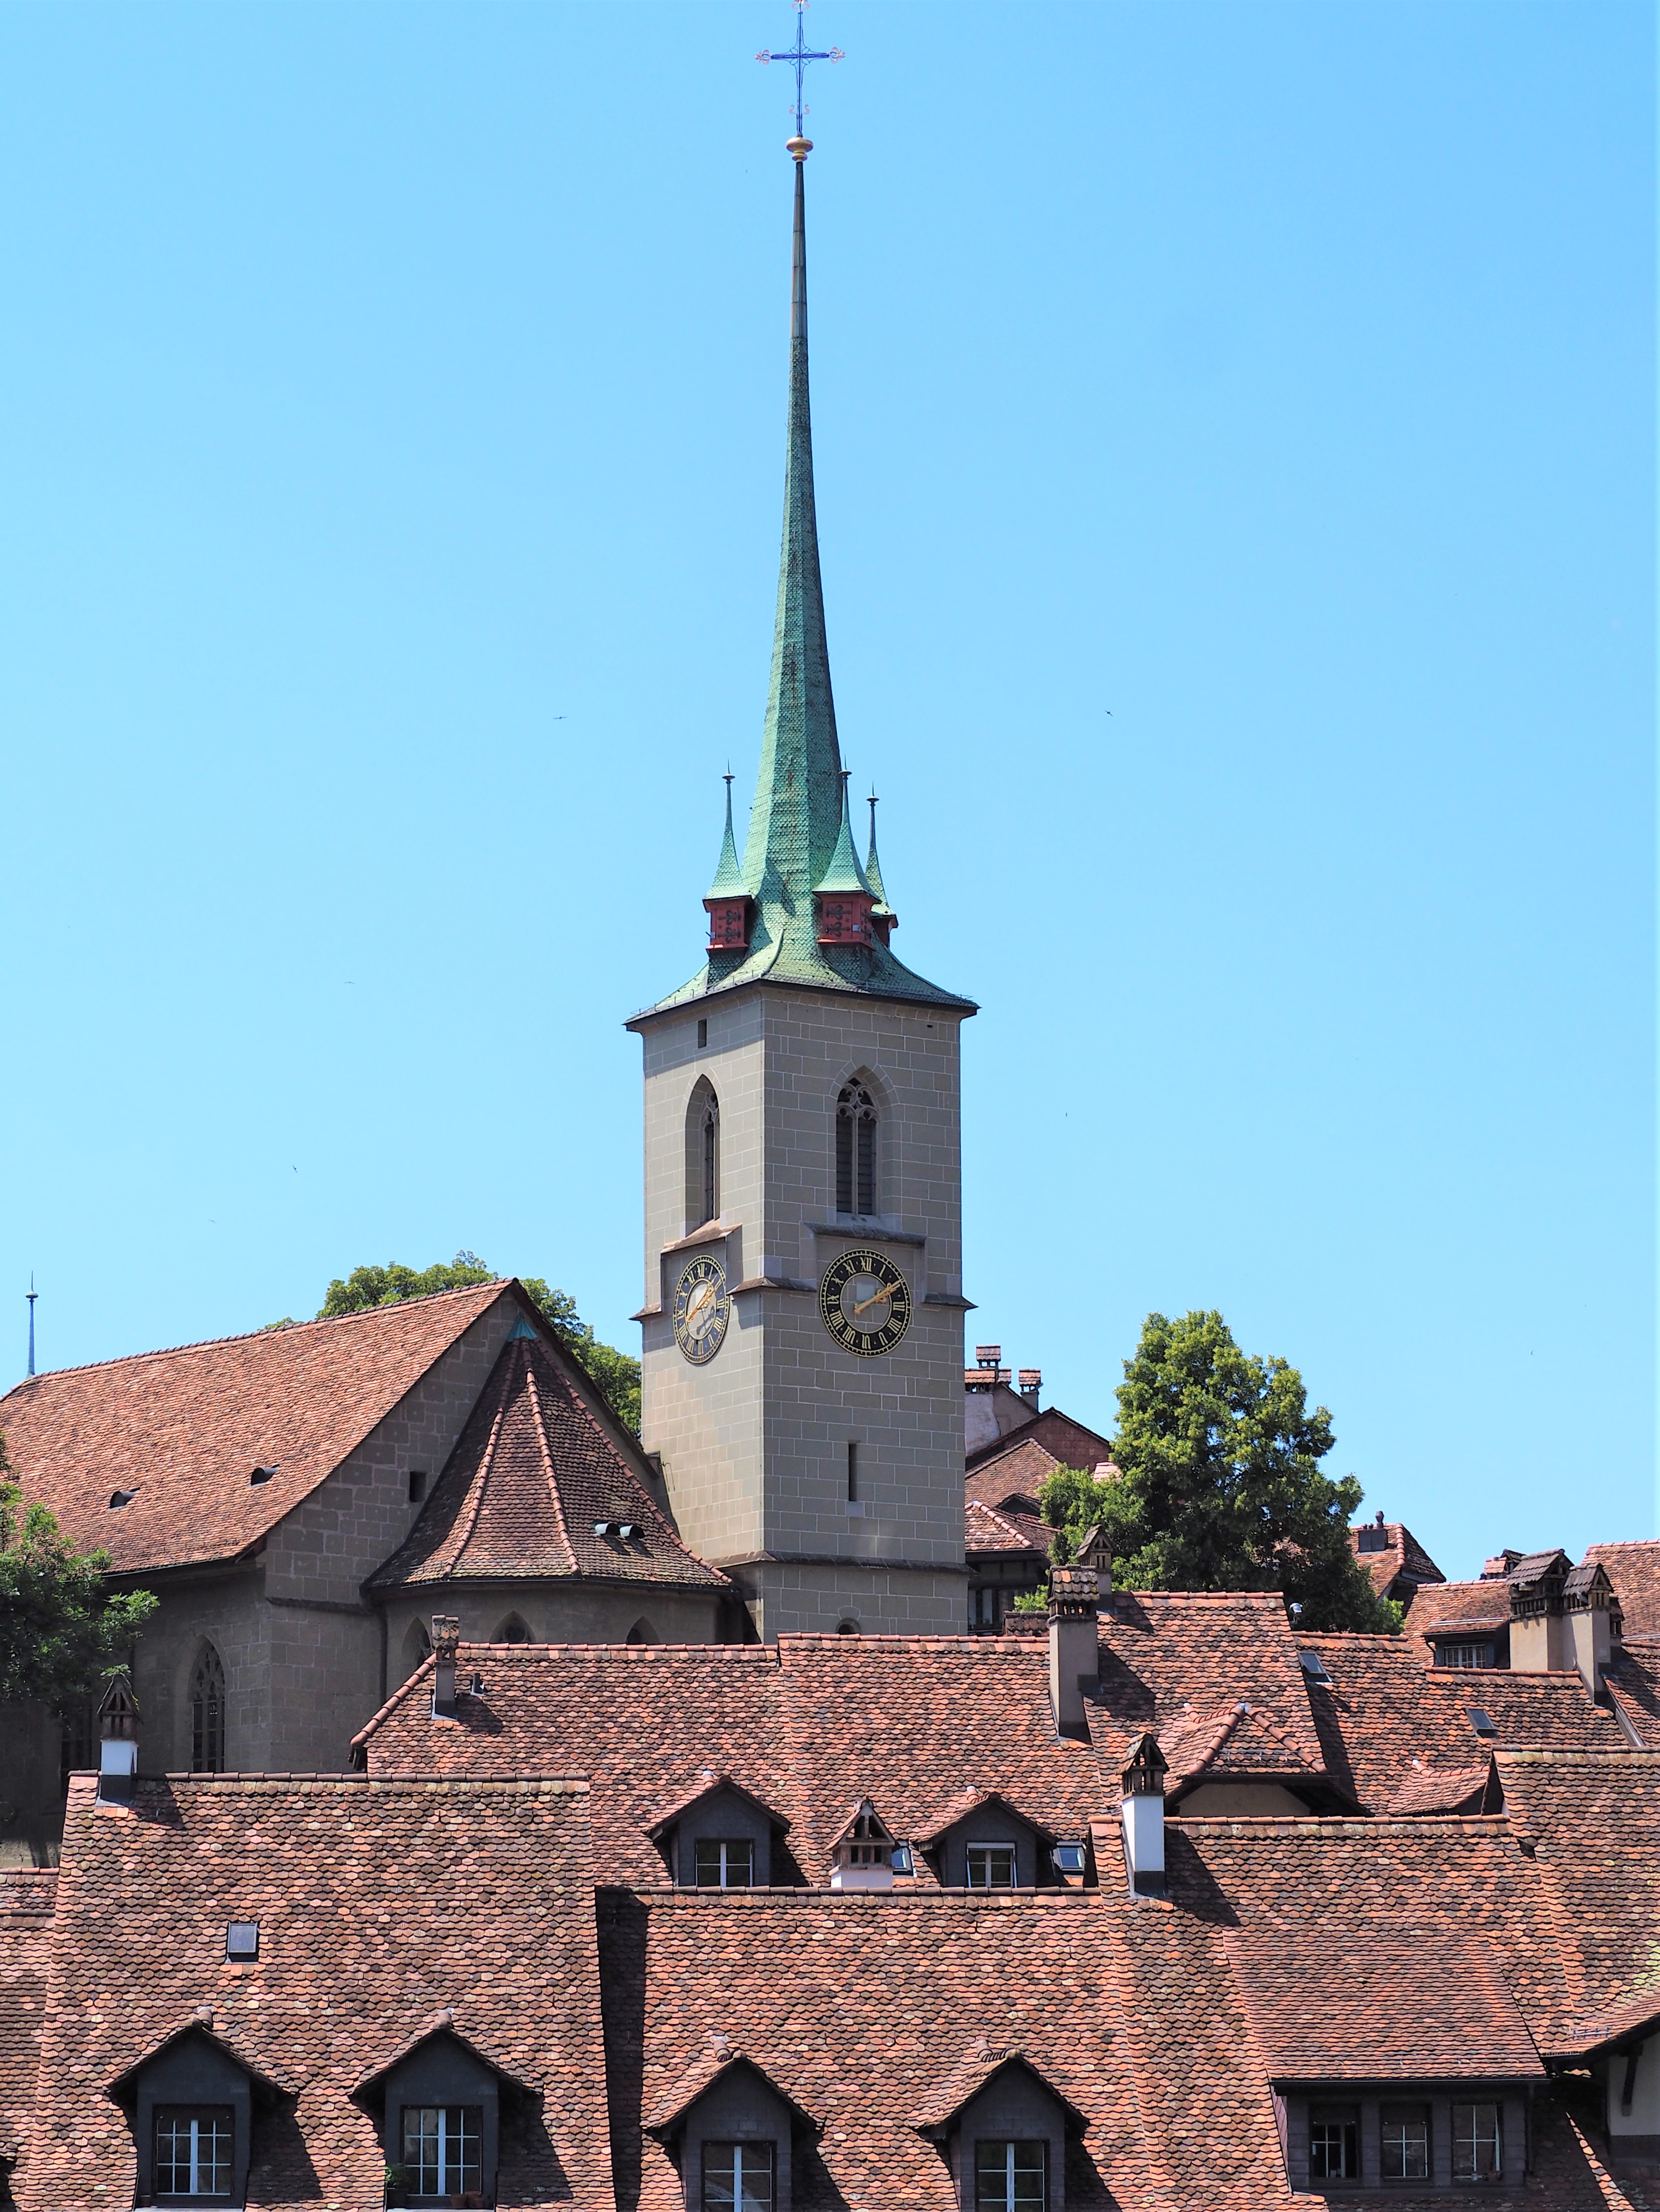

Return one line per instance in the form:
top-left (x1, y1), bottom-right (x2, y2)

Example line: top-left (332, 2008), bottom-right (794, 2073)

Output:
top-left (641, 2039), bottom-right (817, 2138)
top-left (909, 2041), bottom-right (1088, 2133)
top-left (350, 2010), bottom-right (541, 2101)
top-left (913, 1788), bottom-right (1057, 1850)
top-left (105, 2011), bottom-right (299, 2102)
top-left (1155, 1702), bottom-right (1331, 1799)
top-left (643, 1774), bottom-right (792, 1843)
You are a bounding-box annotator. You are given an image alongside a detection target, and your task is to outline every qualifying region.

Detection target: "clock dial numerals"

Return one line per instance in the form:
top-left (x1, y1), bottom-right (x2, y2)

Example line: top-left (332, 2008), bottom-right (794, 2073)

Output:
top-left (673, 1254), bottom-right (731, 1365)
top-left (819, 1249), bottom-right (912, 1358)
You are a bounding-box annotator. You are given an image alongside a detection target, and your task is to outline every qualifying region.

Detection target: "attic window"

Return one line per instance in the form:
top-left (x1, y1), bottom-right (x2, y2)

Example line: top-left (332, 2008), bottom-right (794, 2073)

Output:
top-left (1051, 1842), bottom-right (1087, 1877)
top-left (408, 1470), bottom-right (427, 1504)
top-left (890, 1842), bottom-right (914, 1875)
top-left (225, 1921), bottom-right (259, 1962)
top-left (248, 1466), bottom-right (277, 1486)
top-left (965, 1844), bottom-right (1018, 1890)
top-left (1438, 1642), bottom-right (1495, 1670)
top-left (1468, 1707), bottom-right (1498, 1739)
top-left (109, 1489), bottom-right (138, 1509)
top-left (1298, 1650), bottom-right (1333, 1685)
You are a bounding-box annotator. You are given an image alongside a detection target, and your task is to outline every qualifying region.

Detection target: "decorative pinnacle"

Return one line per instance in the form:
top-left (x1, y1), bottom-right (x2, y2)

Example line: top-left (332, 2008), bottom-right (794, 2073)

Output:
top-left (756, 0), bottom-right (843, 153)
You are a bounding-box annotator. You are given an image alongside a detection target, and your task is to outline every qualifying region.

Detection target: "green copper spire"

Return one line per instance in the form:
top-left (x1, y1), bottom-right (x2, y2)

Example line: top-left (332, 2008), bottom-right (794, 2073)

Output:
top-left (863, 790), bottom-right (889, 908)
top-left (815, 771), bottom-right (871, 895)
top-left (707, 774), bottom-right (745, 899)
top-left (635, 150), bottom-right (972, 1021)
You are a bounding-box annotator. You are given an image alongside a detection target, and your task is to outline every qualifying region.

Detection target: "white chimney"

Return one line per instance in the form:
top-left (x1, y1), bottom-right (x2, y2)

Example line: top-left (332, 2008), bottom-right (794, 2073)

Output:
top-left (430, 1616), bottom-right (461, 1719)
top-left (1048, 1565), bottom-right (1099, 1738)
top-left (97, 1672), bottom-right (140, 1803)
top-left (1120, 1732), bottom-right (1168, 1896)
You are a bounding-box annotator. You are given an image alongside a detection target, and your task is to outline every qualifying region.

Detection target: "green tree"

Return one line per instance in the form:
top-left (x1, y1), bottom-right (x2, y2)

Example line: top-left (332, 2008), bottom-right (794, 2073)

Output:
top-left (0, 1435), bottom-right (158, 1706)
top-left (317, 1253), bottom-right (641, 1435)
top-left (1037, 1310), bottom-right (1394, 1633)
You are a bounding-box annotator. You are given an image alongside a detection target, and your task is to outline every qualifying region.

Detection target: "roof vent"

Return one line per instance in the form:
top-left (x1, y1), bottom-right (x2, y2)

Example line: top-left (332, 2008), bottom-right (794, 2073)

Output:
top-left (618, 1523), bottom-right (639, 1541)
top-left (249, 1465), bottom-right (278, 1486)
top-left (108, 1489), bottom-right (138, 1509)
top-left (226, 1921), bottom-right (259, 1962)
top-left (1468, 1706), bottom-right (1497, 1739)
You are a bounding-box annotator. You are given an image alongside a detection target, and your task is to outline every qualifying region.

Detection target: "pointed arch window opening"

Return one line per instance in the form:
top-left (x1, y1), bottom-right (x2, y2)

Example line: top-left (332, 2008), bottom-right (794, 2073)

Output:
top-left (836, 1082), bottom-right (877, 1218)
top-left (190, 1645), bottom-right (226, 1774)
top-left (702, 1097), bottom-right (720, 1226)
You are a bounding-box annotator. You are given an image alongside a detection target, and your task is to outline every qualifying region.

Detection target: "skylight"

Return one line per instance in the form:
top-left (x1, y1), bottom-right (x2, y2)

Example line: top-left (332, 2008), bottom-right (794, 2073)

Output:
top-left (1468, 1707), bottom-right (1497, 1738)
top-left (1299, 1650), bottom-right (1333, 1686)
top-left (226, 1920), bottom-right (259, 1961)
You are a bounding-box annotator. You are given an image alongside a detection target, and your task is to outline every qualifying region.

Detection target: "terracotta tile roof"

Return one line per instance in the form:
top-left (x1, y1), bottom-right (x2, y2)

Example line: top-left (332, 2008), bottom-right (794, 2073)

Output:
top-left (1296, 1633), bottom-right (1619, 1808)
top-left (1093, 1591), bottom-right (1326, 1777)
top-left (1348, 1518), bottom-right (1447, 1598)
top-left (0, 1876), bottom-right (54, 2165)
top-left (1586, 1540), bottom-right (1660, 1636)
top-left (1497, 1749), bottom-right (1660, 2050)
top-left (1604, 1640), bottom-right (1660, 1747)
top-left (964, 1495), bottom-right (1048, 1557)
top-left (1405, 1576), bottom-right (1513, 1648)
top-left (368, 1332), bottom-right (725, 1592)
top-left (0, 1282), bottom-right (513, 1574)
top-left (16, 1774), bottom-right (613, 2212)
top-left (1385, 1759), bottom-right (1495, 1815)
top-left (965, 1405), bottom-right (1114, 1480)
top-left (600, 1890), bottom-right (1141, 2212)
top-left (1155, 1701), bottom-right (1327, 1796)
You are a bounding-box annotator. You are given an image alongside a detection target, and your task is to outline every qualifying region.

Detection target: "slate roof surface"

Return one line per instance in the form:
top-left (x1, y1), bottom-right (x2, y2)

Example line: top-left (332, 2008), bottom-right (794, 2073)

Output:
top-left (1297, 1634), bottom-right (1617, 1810)
top-left (0, 1282), bottom-right (511, 1574)
top-left (599, 1890), bottom-right (1139, 2212)
top-left (0, 1876), bottom-right (54, 2164)
top-left (1156, 1702), bottom-right (1326, 1794)
top-left (368, 1333), bottom-right (725, 1593)
top-left (17, 1774), bottom-right (614, 2212)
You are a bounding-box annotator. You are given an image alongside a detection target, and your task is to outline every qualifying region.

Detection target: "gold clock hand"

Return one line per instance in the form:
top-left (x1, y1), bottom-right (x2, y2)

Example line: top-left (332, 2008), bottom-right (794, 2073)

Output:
top-left (851, 1283), bottom-right (895, 1317)
top-left (687, 1282), bottom-right (717, 1325)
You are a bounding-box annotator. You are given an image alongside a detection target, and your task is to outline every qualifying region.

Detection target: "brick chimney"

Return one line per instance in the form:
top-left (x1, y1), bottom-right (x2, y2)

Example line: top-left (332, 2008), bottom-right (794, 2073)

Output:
top-left (1018, 1368), bottom-right (1041, 1408)
top-left (1048, 1565), bottom-right (1099, 1739)
top-left (1120, 1731), bottom-right (1168, 1896)
top-left (97, 1671), bottom-right (140, 1803)
top-left (1564, 1559), bottom-right (1619, 1695)
top-left (430, 1616), bottom-right (461, 1719)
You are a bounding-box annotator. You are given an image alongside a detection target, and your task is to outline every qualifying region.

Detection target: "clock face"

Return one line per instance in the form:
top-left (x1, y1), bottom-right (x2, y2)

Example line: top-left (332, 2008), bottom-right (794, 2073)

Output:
top-left (673, 1254), bottom-right (731, 1365)
top-left (820, 1248), bottom-right (912, 1357)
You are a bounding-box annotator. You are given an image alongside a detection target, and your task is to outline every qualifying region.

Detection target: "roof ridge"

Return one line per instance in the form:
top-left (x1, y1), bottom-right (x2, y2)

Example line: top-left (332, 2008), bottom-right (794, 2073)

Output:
top-left (0, 1278), bottom-right (509, 1393)
top-left (448, 1378), bottom-right (513, 1570)
top-left (523, 1354), bottom-right (581, 1577)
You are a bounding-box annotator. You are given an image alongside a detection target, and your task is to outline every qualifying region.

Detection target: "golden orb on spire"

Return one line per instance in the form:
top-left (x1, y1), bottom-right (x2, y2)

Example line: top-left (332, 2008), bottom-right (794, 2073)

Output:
top-left (787, 135), bottom-right (812, 161)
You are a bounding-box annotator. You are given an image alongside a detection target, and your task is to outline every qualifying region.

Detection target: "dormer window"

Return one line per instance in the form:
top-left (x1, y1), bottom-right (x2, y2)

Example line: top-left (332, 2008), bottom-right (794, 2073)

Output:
top-left (154, 2108), bottom-right (235, 2200)
top-left (402, 2104), bottom-right (483, 2199)
top-left (965, 1844), bottom-right (1018, 1891)
top-left (695, 1839), bottom-right (754, 1889)
top-left (704, 2140), bottom-right (774, 2210)
top-left (355, 2020), bottom-right (532, 2212)
top-left (974, 2140), bottom-right (1046, 2211)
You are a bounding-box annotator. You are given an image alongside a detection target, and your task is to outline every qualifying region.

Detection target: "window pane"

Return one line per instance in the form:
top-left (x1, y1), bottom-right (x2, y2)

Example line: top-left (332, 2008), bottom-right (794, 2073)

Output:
top-left (1454, 2103), bottom-right (1501, 2179)
top-left (975, 2140), bottom-right (1046, 2212)
top-left (401, 2106), bottom-right (482, 2196)
top-left (1309, 2110), bottom-right (1359, 2181)
top-left (154, 2108), bottom-right (234, 2198)
top-left (965, 1844), bottom-right (1019, 1889)
top-left (694, 1838), bottom-right (754, 1889)
top-left (704, 2141), bottom-right (773, 2212)
top-left (1382, 2104), bottom-right (1430, 2180)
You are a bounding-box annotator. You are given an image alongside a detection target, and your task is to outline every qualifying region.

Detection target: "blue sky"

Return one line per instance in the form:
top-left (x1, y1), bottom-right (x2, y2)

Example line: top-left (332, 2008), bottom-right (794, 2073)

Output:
top-left (0, 3), bottom-right (1651, 1576)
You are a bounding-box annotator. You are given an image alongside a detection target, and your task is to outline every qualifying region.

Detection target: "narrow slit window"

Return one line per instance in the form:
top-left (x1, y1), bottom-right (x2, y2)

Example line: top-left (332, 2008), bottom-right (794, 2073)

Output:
top-left (702, 1098), bottom-right (720, 1223)
top-left (836, 1081), bottom-right (877, 1215)
top-left (847, 1441), bottom-right (858, 1501)
top-left (190, 1646), bottom-right (226, 1774)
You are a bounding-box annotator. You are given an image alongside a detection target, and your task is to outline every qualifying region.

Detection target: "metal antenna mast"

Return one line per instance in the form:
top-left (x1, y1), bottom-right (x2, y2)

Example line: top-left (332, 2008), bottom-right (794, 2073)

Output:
top-left (26, 1276), bottom-right (36, 1378)
top-left (756, 1), bottom-right (843, 143)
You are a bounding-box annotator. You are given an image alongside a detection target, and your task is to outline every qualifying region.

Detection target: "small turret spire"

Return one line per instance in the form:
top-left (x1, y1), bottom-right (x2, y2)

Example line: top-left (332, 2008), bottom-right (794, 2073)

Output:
top-left (704, 772), bottom-right (753, 954)
top-left (815, 769), bottom-right (871, 895)
top-left (707, 773), bottom-right (745, 899)
top-left (864, 790), bottom-right (896, 944)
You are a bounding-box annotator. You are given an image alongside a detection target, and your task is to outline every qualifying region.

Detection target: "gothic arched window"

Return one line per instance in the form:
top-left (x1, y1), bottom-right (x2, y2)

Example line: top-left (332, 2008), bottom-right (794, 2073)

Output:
top-left (686, 1078), bottom-right (720, 1232)
top-left (836, 1081), bottom-right (877, 1217)
top-left (190, 1645), bottom-right (226, 1773)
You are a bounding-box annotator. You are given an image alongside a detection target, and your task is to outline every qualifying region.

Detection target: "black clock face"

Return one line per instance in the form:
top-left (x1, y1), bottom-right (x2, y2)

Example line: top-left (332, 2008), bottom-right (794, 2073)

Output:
top-left (673, 1254), bottom-right (730, 1365)
top-left (819, 1248), bottom-right (911, 1357)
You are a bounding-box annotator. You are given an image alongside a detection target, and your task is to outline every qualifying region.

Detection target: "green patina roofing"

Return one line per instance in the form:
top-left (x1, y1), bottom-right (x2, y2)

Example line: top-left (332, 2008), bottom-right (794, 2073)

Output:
top-left (863, 793), bottom-right (894, 920)
top-left (814, 773), bottom-right (872, 896)
top-left (635, 158), bottom-right (973, 1023)
top-left (706, 777), bottom-right (746, 899)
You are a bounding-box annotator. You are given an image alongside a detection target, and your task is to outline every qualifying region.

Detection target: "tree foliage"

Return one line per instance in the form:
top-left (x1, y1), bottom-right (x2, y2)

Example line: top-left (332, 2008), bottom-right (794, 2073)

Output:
top-left (1037, 1310), bottom-right (1394, 1633)
top-left (0, 1434), bottom-right (158, 1707)
top-left (316, 1253), bottom-right (642, 1434)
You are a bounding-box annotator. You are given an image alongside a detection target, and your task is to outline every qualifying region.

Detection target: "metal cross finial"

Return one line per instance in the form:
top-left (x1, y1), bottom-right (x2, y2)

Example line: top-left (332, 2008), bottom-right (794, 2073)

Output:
top-left (756, 2), bottom-right (843, 143)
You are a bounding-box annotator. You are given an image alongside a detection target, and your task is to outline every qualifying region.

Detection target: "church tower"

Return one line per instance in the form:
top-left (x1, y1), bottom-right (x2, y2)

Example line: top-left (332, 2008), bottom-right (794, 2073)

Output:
top-left (626, 140), bottom-right (975, 1640)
